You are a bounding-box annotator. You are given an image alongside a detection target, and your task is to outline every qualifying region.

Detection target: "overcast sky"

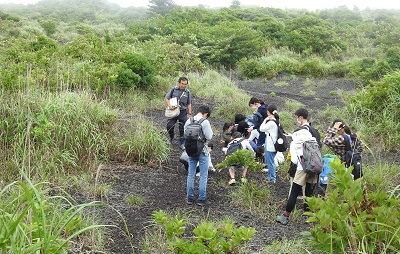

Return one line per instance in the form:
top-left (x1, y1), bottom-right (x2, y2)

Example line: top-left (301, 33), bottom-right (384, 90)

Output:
top-left (0, 0), bottom-right (400, 10)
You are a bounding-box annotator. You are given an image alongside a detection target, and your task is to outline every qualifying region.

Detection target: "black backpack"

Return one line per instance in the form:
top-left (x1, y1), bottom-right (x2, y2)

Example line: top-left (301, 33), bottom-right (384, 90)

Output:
top-left (268, 120), bottom-right (288, 152)
top-left (184, 117), bottom-right (206, 157)
top-left (226, 138), bottom-right (245, 156)
top-left (343, 134), bottom-right (362, 180)
top-left (304, 124), bottom-right (322, 148)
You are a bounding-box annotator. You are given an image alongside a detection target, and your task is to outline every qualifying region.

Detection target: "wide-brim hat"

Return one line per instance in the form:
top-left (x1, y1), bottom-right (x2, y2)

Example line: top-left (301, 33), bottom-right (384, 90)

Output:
top-left (292, 128), bottom-right (312, 147)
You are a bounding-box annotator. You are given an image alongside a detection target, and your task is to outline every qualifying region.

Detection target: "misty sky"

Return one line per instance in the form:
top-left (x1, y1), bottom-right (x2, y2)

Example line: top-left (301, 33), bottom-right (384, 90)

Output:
top-left (0, 0), bottom-right (400, 10)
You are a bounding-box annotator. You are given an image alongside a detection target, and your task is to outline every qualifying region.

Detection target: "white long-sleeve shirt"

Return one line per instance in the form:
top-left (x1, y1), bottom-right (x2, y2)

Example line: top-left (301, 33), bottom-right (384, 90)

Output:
top-left (259, 119), bottom-right (278, 152)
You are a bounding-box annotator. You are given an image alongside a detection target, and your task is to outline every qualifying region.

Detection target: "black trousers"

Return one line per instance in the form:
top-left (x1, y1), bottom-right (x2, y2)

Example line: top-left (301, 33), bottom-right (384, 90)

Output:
top-left (166, 110), bottom-right (187, 138)
top-left (286, 182), bottom-right (314, 213)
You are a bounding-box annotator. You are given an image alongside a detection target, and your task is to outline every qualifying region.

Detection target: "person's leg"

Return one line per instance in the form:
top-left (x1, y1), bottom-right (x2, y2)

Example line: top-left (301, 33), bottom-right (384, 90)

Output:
top-left (303, 183), bottom-right (314, 211)
top-left (178, 110), bottom-right (187, 146)
top-left (285, 183), bottom-right (303, 213)
top-left (277, 182), bottom-right (303, 225)
top-left (288, 176), bottom-right (294, 198)
top-left (187, 156), bottom-right (198, 202)
top-left (241, 167), bottom-right (248, 178)
top-left (166, 117), bottom-right (178, 140)
top-left (265, 150), bottom-right (277, 181)
top-left (197, 152), bottom-right (209, 201)
top-left (228, 166), bottom-right (236, 185)
top-left (229, 167), bottom-right (235, 179)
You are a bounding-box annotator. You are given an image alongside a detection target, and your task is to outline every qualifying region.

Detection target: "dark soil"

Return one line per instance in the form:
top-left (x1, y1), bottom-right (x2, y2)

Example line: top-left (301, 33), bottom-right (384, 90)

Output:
top-left (90, 76), bottom-right (398, 253)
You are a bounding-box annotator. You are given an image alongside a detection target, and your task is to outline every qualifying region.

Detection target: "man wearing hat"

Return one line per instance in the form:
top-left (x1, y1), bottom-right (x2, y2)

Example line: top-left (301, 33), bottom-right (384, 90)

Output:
top-left (276, 127), bottom-right (318, 225)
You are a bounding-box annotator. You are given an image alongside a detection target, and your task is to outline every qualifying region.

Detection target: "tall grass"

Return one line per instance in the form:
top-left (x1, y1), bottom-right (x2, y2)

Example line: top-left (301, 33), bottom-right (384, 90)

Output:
top-left (0, 88), bottom-right (169, 188)
top-left (0, 90), bottom-right (118, 183)
top-left (0, 170), bottom-right (118, 253)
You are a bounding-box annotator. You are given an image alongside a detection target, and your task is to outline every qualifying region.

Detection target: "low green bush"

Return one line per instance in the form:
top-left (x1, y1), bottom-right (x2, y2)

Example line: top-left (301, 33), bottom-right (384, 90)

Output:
top-left (148, 210), bottom-right (256, 253)
top-left (304, 157), bottom-right (400, 253)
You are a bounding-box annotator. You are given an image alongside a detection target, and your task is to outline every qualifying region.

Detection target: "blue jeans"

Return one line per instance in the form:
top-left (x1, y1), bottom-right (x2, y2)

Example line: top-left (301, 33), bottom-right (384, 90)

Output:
top-left (187, 152), bottom-right (209, 201)
top-left (265, 150), bottom-right (277, 181)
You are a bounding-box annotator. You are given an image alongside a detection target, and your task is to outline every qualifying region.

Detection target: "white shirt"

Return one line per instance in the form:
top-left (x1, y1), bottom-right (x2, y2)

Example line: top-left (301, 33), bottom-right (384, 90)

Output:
top-left (259, 119), bottom-right (278, 152)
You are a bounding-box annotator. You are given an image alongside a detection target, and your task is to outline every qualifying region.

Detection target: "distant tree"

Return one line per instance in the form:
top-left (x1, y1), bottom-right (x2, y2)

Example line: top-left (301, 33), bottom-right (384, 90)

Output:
top-left (230, 0), bottom-right (241, 9)
top-left (148, 0), bottom-right (177, 16)
top-left (117, 54), bottom-right (156, 90)
top-left (39, 19), bottom-right (57, 36)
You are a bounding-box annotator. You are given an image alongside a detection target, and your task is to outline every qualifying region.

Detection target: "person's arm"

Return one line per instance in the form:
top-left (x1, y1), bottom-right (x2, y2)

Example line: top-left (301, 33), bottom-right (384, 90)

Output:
top-left (354, 135), bottom-right (364, 153)
top-left (259, 117), bottom-right (269, 133)
top-left (289, 142), bottom-right (298, 165)
top-left (187, 103), bottom-right (192, 118)
top-left (186, 90), bottom-right (192, 118)
top-left (202, 120), bottom-right (213, 141)
top-left (242, 140), bottom-right (254, 152)
top-left (165, 88), bottom-right (175, 110)
top-left (323, 126), bottom-right (344, 149)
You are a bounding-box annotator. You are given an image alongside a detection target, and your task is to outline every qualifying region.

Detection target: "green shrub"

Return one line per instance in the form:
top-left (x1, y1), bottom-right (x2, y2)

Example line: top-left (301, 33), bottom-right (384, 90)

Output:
top-left (216, 149), bottom-right (265, 172)
top-left (237, 58), bottom-right (264, 78)
top-left (346, 71), bottom-right (400, 151)
top-left (118, 53), bottom-right (155, 90)
top-left (304, 157), bottom-right (400, 253)
top-left (148, 210), bottom-right (256, 253)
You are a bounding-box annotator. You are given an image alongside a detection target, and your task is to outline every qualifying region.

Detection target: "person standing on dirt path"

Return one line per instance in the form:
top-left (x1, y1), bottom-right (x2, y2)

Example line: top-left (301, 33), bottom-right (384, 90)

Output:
top-left (165, 77), bottom-right (192, 150)
top-left (276, 127), bottom-right (317, 225)
top-left (184, 105), bottom-right (213, 206)
top-left (247, 97), bottom-right (268, 146)
top-left (259, 105), bottom-right (280, 183)
top-left (287, 108), bottom-right (322, 197)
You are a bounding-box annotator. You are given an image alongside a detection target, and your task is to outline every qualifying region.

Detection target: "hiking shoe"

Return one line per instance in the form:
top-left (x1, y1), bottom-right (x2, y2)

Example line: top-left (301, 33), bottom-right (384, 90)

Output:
top-left (228, 178), bottom-right (236, 186)
top-left (179, 144), bottom-right (185, 150)
top-left (197, 199), bottom-right (211, 206)
top-left (261, 168), bottom-right (268, 173)
top-left (276, 214), bottom-right (289, 225)
top-left (186, 198), bottom-right (194, 205)
top-left (240, 177), bottom-right (248, 183)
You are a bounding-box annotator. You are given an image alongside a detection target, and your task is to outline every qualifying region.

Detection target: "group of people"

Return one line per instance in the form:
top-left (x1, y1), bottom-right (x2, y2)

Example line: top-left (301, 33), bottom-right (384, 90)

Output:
top-left (165, 77), bottom-right (364, 219)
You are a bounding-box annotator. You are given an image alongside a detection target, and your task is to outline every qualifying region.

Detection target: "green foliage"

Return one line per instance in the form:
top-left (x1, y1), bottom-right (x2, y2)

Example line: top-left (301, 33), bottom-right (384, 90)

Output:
top-left (150, 210), bottom-right (256, 253)
top-left (137, 37), bottom-right (206, 76)
top-left (299, 57), bottom-right (330, 78)
top-left (116, 66), bottom-right (141, 90)
top-left (0, 171), bottom-right (113, 253)
top-left (236, 58), bottom-right (264, 78)
top-left (0, 91), bottom-right (119, 181)
top-left (109, 115), bottom-right (170, 164)
top-left (118, 53), bottom-right (156, 90)
top-left (304, 157), bottom-right (400, 253)
top-left (346, 71), bottom-right (400, 151)
top-left (229, 182), bottom-right (271, 212)
top-left (39, 19), bottom-right (57, 36)
top-left (216, 149), bottom-right (265, 172)
top-left (126, 194), bottom-right (146, 206)
top-left (148, 0), bottom-right (177, 16)
top-left (281, 14), bottom-right (345, 54)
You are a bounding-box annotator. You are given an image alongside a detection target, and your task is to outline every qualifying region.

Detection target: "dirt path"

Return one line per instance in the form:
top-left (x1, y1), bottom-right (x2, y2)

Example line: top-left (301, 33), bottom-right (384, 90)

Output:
top-left (93, 77), bottom-right (395, 253)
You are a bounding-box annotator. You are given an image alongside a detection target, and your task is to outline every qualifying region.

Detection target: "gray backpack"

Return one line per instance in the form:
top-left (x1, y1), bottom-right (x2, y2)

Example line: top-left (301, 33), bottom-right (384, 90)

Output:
top-left (184, 117), bottom-right (206, 157)
top-left (226, 138), bottom-right (245, 157)
top-left (299, 139), bottom-right (323, 174)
